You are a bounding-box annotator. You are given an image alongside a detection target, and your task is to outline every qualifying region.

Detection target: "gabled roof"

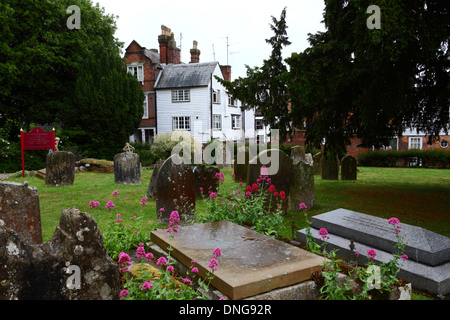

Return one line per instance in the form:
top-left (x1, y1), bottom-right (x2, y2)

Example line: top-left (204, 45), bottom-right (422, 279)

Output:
top-left (154, 62), bottom-right (219, 89)
top-left (125, 40), bottom-right (160, 65)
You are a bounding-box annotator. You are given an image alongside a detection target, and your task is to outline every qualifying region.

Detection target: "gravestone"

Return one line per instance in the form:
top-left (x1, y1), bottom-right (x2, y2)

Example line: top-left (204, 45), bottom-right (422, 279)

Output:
top-left (156, 155), bottom-right (196, 224)
top-left (45, 151), bottom-right (75, 186)
top-left (114, 152), bottom-right (141, 185)
top-left (289, 150), bottom-right (315, 210)
top-left (0, 181), bottom-right (42, 245)
top-left (297, 208), bottom-right (450, 296)
top-left (341, 155), bottom-right (357, 180)
top-left (0, 207), bottom-right (120, 300)
top-left (321, 153), bottom-right (339, 180)
top-left (146, 159), bottom-right (164, 200)
top-left (151, 221), bottom-right (326, 300)
top-left (313, 152), bottom-right (322, 175)
top-left (193, 164), bottom-right (220, 199)
top-left (246, 149), bottom-right (292, 214)
top-left (233, 149), bottom-right (249, 182)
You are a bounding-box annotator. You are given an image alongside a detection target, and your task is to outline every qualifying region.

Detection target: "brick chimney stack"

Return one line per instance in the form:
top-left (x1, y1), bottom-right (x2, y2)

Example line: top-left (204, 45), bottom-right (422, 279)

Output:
top-left (190, 41), bottom-right (201, 64)
top-left (220, 65), bottom-right (231, 81)
top-left (159, 25), bottom-right (181, 64)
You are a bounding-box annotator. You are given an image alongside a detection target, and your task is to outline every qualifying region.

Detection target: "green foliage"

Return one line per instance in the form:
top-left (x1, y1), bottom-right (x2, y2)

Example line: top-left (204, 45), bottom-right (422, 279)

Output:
top-left (357, 149), bottom-right (450, 168)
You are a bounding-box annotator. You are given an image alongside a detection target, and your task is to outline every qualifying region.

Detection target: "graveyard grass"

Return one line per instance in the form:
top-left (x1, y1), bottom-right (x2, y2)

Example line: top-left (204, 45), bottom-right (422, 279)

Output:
top-left (3, 166), bottom-right (449, 300)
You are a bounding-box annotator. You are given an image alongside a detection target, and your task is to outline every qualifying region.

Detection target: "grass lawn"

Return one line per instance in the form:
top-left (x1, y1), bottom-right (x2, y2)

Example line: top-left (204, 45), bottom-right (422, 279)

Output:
top-left (3, 166), bottom-right (449, 242)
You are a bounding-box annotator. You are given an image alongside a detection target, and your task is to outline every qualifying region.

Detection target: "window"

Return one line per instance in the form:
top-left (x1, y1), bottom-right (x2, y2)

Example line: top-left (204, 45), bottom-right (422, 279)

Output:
top-left (127, 64), bottom-right (144, 83)
top-left (212, 90), bottom-right (221, 104)
top-left (408, 137), bottom-right (422, 150)
top-left (441, 140), bottom-right (448, 148)
top-left (213, 115), bottom-right (222, 130)
top-left (228, 95), bottom-right (237, 107)
top-left (142, 95), bottom-right (148, 119)
top-left (231, 115), bottom-right (241, 129)
top-left (255, 118), bottom-right (264, 130)
top-left (172, 89), bottom-right (190, 102)
top-left (172, 116), bottom-right (191, 130)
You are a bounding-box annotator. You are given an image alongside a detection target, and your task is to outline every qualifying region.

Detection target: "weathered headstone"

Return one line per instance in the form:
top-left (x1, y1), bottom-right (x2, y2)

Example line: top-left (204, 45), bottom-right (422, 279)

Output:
top-left (289, 151), bottom-right (315, 210)
top-left (233, 149), bottom-right (249, 182)
top-left (45, 151), bottom-right (75, 186)
top-left (313, 152), bottom-right (322, 175)
top-left (341, 155), bottom-right (357, 180)
top-left (321, 153), bottom-right (339, 180)
top-left (247, 148), bottom-right (292, 214)
top-left (0, 181), bottom-right (42, 245)
top-left (151, 221), bottom-right (326, 300)
top-left (114, 152), bottom-right (141, 185)
top-left (145, 159), bottom-right (164, 200)
top-left (0, 207), bottom-right (120, 300)
top-left (297, 208), bottom-right (450, 296)
top-left (193, 164), bottom-right (220, 199)
top-left (156, 155), bottom-right (196, 224)
top-left (291, 145), bottom-right (306, 161)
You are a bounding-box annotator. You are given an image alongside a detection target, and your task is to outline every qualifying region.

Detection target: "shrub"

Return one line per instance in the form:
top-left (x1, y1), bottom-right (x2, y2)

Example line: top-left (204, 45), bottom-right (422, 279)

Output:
top-left (357, 149), bottom-right (450, 168)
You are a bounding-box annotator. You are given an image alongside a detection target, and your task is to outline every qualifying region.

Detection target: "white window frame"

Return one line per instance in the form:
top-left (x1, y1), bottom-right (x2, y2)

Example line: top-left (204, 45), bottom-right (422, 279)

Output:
top-left (231, 115), bottom-right (241, 130)
top-left (142, 94), bottom-right (148, 119)
top-left (228, 95), bottom-right (238, 107)
top-left (172, 116), bottom-right (191, 131)
top-left (213, 114), bottom-right (222, 130)
top-left (127, 63), bottom-right (144, 84)
top-left (172, 89), bottom-right (190, 102)
top-left (408, 137), bottom-right (423, 150)
top-left (212, 90), bottom-right (221, 104)
top-left (255, 118), bottom-right (264, 130)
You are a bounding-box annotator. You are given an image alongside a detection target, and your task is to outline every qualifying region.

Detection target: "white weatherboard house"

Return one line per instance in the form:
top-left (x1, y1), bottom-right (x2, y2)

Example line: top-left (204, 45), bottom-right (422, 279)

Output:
top-left (154, 61), bottom-right (269, 144)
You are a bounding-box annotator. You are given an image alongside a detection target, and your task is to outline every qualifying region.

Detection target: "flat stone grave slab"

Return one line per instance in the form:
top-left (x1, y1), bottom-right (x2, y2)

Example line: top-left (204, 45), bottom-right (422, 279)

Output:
top-left (309, 208), bottom-right (450, 267)
top-left (151, 220), bottom-right (326, 300)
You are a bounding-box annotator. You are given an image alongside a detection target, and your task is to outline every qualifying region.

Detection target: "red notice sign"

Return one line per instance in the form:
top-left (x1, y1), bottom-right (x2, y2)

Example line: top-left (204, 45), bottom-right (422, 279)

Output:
top-left (20, 127), bottom-right (56, 177)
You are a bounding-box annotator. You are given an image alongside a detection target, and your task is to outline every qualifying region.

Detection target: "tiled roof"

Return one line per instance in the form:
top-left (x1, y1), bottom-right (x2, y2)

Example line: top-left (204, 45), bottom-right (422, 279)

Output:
top-left (155, 62), bottom-right (218, 89)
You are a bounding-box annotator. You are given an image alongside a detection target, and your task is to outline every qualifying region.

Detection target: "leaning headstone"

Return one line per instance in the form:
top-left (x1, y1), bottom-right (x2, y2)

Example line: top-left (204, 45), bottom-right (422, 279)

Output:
top-left (0, 207), bottom-right (121, 300)
top-left (297, 208), bottom-right (450, 296)
top-left (341, 155), bottom-right (357, 180)
top-left (289, 151), bottom-right (315, 210)
top-left (247, 149), bottom-right (292, 214)
top-left (156, 155), bottom-right (196, 224)
top-left (45, 151), bottom-right (75, 187)
top-left (0, 181), bottom-right (42, 245)
top-left (313, 152), bottom-right (322, 175)
top-left (321, 153), bottom-right (339, 180)
top-left (114, 152), bottom-right (141, 185)
top-left (146, 159), bottom-right (164, 200)
top-left (194, 164), bottom-right (220, 199)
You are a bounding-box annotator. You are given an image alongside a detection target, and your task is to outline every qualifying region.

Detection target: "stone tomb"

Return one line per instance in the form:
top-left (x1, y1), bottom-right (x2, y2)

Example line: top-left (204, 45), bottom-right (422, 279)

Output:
top-left (0, 181), bottom-right (42, 245)
top-left (297, 208), bottom-right (450, 295)
top-left (151, 220), bottom-right (326, 300)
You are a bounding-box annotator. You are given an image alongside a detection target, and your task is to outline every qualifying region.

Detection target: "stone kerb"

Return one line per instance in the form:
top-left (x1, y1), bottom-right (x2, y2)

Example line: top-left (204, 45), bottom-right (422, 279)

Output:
top-left (45, 151), bottom-right (75, 186)
top-left (155, 155), bottom-right (196, 224)
top-left (0, 181), bottom-right (43, 245)
top-left (114, 152), bottom-right (141, 185)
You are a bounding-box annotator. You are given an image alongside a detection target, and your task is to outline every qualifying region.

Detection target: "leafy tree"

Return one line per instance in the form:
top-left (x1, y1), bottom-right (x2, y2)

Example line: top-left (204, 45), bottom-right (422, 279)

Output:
top-left (286, 0), bottom-right (449, 156)
top-left (216, 7), bottom-right (292, 140)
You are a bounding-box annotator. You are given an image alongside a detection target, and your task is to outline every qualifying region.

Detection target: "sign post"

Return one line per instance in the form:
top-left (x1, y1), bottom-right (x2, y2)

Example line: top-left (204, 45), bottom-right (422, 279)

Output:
top-left (20, 127), bottom-right (56, 177)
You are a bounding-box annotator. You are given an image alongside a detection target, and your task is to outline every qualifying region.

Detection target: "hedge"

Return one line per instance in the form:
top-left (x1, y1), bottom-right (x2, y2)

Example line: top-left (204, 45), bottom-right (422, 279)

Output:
top-left (356, 149), bottom-right (450, 168)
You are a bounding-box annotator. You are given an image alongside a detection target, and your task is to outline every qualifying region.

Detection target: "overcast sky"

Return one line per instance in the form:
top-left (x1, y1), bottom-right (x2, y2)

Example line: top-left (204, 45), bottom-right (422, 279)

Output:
top-left (93, 0), bottom-right (326, 80)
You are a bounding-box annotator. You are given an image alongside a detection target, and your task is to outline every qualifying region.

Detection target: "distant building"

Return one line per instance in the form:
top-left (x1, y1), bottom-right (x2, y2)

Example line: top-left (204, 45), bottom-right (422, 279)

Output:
top-left (124, 25), bottom-right (268, 145)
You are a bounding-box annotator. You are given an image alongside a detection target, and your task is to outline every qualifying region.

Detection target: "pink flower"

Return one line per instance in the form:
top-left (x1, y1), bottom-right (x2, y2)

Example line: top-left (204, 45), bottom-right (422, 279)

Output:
top-left (299, 203), bottom-right (308, 212)
top-left (169, 211), bottom-right (180, 224)
top-left (136, 246), bottom-right (146, 259)
top-left (112, 190), bottom-right (118, 196)
top-left (159, 207), bottom-right (165, 212)
top-left (120, 290), bottom-right (129, 300)
top-left (401, 254), bottom-right (408, 261)
top-left (157, 257), bottom-right (167, 267)
top-left (106, 200), bottom-right (115, 210)
top-left (355, 252), bottom-right (360, 257)
top-left (184, 278), bottom-right (192, 284)
top-left (318, 228), bottom-right (329, 240)
top-left (118, 252), bottom-right (131, 265)
top-left (367, 249), bottom-right (377, 260)
top-left (191, 260), bottom-right (196, 265)
top-left (131, 216), bottom-right (136, 221)
top-left (167, 265), bottom-right (174, 273)
top-left (199, 187), bottom-right (203, 191)
top-left (142, 282), bottom-right (152, 290)
top-left (279, 191), bottom-right (286, 200)
top-left (209, 192), bottom-right (218, 198)
top-left (191, 267), bottom-right (199, 273)
top-left (268, 185), bottom-right (276, 193)
top-left (388, 217), bottom-right (400, 226)
top-left (245, 191), bottom-right (252, 197)
top-left (232, 173), bottom-right (236, 178)
top-left (140, 197), bottom-right (147, 206)
top-left (145, 252), bottom-right (154, 261)
top-left (215, 172), bottom-right (225, 183)
top-left (208, 258), bottom-right (219, 271)
top-left (213, 248), bottom-right (222, 258)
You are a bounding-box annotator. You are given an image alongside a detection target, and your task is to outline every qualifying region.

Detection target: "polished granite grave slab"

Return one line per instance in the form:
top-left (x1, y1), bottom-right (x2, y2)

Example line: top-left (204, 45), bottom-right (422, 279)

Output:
top-left (151, 221), bottom-right (326, 300)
